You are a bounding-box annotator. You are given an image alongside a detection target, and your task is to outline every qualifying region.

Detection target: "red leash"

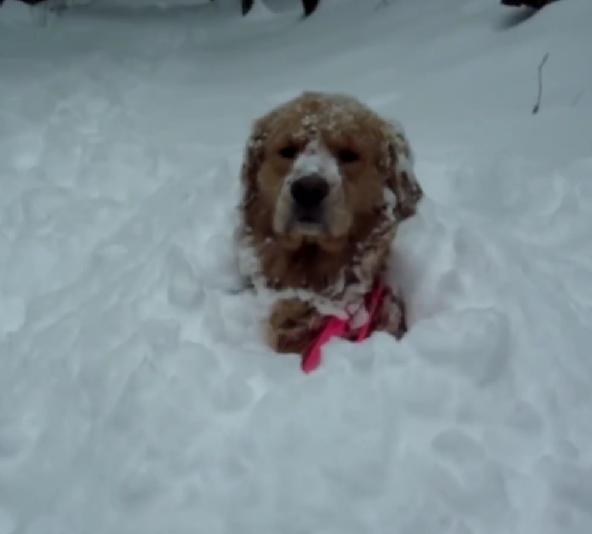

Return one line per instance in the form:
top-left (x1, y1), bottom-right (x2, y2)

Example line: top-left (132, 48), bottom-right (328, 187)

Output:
top-left (301, 280), bottom-right (388, 373)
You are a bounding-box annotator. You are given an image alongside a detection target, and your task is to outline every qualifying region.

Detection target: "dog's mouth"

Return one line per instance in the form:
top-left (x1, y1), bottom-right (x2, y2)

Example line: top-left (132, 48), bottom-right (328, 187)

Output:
top-left (278, 210), bottom-right (347, 253)
top-left (289, 207), bottom-right (327, 236)
top-left (273, 190), bottom-right (351, 252)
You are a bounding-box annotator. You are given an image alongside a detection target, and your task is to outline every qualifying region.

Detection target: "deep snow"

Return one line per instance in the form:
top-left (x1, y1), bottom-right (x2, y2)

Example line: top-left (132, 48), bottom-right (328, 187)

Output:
top-left (1, 0), bottom-right (591, 533)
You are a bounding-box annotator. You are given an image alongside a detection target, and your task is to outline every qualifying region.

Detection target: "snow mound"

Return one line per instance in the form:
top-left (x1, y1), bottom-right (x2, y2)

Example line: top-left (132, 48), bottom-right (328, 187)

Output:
top-left (0, 0), bottom-right (591, 533)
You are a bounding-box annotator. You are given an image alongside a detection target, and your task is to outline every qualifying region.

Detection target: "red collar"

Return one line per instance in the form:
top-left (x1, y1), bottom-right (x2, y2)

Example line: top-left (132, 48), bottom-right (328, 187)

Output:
top-left (301, 280), bottom-right (388, 373)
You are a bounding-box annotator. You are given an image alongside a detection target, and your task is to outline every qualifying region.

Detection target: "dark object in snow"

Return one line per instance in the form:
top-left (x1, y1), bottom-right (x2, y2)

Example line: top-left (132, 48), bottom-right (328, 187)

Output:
top-left (0, 0), bottom-right (45, 4)
top-left (0, 0), bottom-right (321, 17)
top-left (242, 0), bottom-right (320, 17)
top-left (302, 0), bottom-right (320, 17)
top-left (501, 0), bottom-right (558, 8)
top-left (241, 0), bottom-right (253, 15)
top-left (532, 52), bottom-right (549, 115)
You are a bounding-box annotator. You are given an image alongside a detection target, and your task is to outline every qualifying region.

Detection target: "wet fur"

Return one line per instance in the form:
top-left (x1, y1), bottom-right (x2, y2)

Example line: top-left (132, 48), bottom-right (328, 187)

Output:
top-left (237, 92), bottom-right (422, 353)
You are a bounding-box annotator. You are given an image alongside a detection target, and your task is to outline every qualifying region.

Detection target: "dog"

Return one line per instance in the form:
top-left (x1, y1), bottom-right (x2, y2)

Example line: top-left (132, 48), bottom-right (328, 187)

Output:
top-left (236, 92), bottom-right (422, 354)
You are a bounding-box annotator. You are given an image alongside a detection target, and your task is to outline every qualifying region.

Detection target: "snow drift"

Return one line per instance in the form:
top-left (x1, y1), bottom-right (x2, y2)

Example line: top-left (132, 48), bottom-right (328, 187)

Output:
top-left (0, 0), bottom-right (591, 533)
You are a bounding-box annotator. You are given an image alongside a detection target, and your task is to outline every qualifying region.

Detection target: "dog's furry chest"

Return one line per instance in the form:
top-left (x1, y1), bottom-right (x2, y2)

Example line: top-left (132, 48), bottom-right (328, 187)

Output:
top-left (258, 241), bottom-right (350, 294)
top-left (239, 216), bottom-right (396, 310)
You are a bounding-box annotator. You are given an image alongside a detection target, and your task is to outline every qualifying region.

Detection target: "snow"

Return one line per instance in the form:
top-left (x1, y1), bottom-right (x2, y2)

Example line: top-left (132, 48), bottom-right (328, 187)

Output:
top-left (1, 0), bottom-right (591, 532)
top-left (287, 140), bottom-right (342, 187)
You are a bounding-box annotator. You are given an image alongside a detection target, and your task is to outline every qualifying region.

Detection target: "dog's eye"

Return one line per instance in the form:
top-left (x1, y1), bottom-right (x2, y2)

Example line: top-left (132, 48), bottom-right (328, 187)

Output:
top-left (278, 145), bottom-right (299, 159)
top-left (337, 148), bottom-right (360, 164)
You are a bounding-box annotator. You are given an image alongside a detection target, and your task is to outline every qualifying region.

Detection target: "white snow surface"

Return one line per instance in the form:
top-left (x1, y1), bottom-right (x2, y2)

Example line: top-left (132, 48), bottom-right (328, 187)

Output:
top-left (1, 0), bottom-right (592, 532)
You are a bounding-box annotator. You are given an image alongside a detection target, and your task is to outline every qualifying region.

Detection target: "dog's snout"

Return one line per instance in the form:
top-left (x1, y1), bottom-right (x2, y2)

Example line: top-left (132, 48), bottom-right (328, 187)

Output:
top-left (290, 175), bottom-right (329, 209)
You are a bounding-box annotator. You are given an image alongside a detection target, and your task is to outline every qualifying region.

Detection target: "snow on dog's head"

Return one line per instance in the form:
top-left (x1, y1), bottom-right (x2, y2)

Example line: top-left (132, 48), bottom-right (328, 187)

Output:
top-left (239, 92), bottom-right (422, 254)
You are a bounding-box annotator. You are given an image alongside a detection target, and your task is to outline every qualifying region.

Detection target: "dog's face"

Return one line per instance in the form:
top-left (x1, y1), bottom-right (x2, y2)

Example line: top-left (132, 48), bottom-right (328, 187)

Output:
top-left (241, 93), bottom-right (421, 252)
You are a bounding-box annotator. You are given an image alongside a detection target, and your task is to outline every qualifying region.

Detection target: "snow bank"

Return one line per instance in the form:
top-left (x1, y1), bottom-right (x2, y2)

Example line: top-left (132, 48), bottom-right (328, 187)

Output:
top-left (1, 0), bottom-right (591, 533)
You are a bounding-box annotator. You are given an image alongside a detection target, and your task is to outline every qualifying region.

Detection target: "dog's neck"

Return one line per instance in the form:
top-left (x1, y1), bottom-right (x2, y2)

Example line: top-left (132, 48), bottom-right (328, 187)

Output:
top-left (259, 239), bottom-right (351, 293)
top-left (240, 203), bottom-right (396, 302)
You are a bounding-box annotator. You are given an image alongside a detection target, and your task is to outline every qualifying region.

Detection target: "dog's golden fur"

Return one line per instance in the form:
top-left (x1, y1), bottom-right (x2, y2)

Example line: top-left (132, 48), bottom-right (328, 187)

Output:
top-left (237, 92), bottom-right (422, 353)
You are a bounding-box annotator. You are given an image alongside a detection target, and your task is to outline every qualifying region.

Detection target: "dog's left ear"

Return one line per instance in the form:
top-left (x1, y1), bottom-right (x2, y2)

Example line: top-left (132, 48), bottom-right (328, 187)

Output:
top-left (240, 118), bottom-right (266, 196)
top-left (240, 109), bottom-right (280, 197)
top-left (381, 121), bottom-right (423, 221)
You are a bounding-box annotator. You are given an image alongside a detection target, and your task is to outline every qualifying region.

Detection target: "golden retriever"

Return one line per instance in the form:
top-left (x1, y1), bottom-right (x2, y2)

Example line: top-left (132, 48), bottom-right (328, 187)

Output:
top-left (236, 92), bottom-right (422, 354)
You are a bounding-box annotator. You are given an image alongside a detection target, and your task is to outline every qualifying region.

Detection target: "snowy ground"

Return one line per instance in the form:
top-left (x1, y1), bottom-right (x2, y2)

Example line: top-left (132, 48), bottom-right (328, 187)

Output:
top-left (1, 0), bottom-right (591, 532)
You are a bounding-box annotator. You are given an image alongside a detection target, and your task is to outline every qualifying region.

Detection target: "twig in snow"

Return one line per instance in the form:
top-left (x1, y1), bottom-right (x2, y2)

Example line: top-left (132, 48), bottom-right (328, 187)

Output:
top-left (532, 52), bottom-right (549, 115)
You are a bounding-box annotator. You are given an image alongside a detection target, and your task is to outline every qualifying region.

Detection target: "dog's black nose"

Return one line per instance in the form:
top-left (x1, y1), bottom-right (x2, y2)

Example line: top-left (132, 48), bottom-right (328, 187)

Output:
top-left (290, 175), bottom-right (329, 209)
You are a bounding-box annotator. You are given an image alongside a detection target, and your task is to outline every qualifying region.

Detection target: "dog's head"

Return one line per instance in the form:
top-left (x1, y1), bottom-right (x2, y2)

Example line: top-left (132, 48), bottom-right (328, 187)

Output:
top-left (240, 92), bottom-right (422, 253)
